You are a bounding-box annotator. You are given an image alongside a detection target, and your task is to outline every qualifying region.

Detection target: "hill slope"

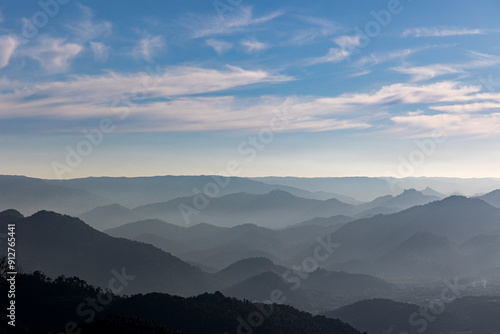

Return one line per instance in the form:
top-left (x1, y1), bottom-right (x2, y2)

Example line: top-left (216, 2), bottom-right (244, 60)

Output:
top-left (0, 210), bottom-right (219, 296)
top-left (0, 272), bottom-right (363, 334)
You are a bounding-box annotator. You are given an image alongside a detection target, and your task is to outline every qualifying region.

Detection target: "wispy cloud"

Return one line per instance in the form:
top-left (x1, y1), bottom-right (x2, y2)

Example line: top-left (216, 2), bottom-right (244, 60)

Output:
top-left (392, 64), bottom-right (461, 81)
top-left (287, 15), bottom-right (342, 45)
top-left (354, 48), bottom-right (420, 67)
top-left (401, 27), bottom-right (484, 38)
top-left (132, 35), bottom-right (165, 61)
top-left (311, 48), bottom-right (350, 64)
top-left (90, 41), bottom-right (110, 61)
top-left (0, 36), bottom-right (19, 68)
top-left (333, 35), bottom-right (361, 49)
top-left (206, 39), bottom-right (233, 54)
top-left (465, 51), bottom-right (500, 68)
top-left (391, 51), bottom-right (500, 81)
top-left (241, 39), bottom-right (268, 52)
top-left (187, 7), bottom-right (283, 38)
top-left (391, 112), bottom-right (500, 137)
top-left (430, 102), bottom-right (500, 113)
top-left (25, 37), bottom-right (83, 72)
top-left (309, 34), bottom-right (360, 64)
top-left (65, 4), bottom-right (112, 43)
top-left (0, 65), bottom-right (292, 119)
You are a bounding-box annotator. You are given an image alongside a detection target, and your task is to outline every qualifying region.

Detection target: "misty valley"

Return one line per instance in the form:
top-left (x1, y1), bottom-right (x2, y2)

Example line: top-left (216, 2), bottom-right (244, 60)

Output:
top-left (1, 175), bottom-right (500, 333)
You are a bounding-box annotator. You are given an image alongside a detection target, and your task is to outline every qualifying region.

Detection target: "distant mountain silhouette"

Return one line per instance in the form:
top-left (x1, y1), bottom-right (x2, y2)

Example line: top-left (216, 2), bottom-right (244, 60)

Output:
top-left (79, 203), bottom-right (140, 230)
top-left (221, 271), bottom-right (312, 310)
top-left (178, 223), bottom-right (286, 269)
top-left (47, 175), bottom-right (354, 206)
top-left (0, 175), bottom-right (111, 216)
top-left (357, 188), bottom-right (440, 213)
top-left (0, 210), bottom-right (221, 296)
top-left (353, 206), bottom-right (402, 219)
top-left (289, 215), bottom-right (353, 228)
top-left (300, 269), bottom-right (393, 295)
top-left (458, 234), bottom-right (500, 275)
top-left (132, 189), bottom-right (356, 228)
top-left (215, 257), bottom-right (287, 285)
top-left (105, 219), bottom-right (224, 243)
top-left (420, 186), bottom-right (445, 198)
top-left (106, 218), bottom-right (354, 269)
top-left (326, 295), bottom-right (500, 333)
top-left (107, 220), bottom-right (283, 269)
top-left (253, 176), bottom-right (401, 202)
top-left (373, 231), bottom-right (458, 278)
top-left (478, 189), bottom-right (500, 208)
top-left (324, 298), bottom-right (461, 333)
top-left (221, 268), bottom-right (393, 313)
top-left (291, 196), bottom-right (500, 279)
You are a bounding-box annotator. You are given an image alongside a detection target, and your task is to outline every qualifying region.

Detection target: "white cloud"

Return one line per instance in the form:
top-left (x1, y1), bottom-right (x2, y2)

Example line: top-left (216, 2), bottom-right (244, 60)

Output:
top-left (465, 51), bottom-right (500, 68)
top-left (112, 97), bottom-right (371, 133)
top-left (287, 82), bottom-right (480, 117)
top-left (333, 35), bottom-right (361, 50)
top-left (311, 47), bottom-right (350, 64)
top-left (241, 39), bottom-right (268, 52)
top-left (391, 112), bottom-right (500, 137)
top-left (401, 27), bottom-right (484, 38)
top-left (4, 72), bottom-right (498, 135)
top-left (0, 36), bottom-right (19, 69)
top-left (0, 65), bottom-right (292, 119)
top-left (187, 7), bottom-right (283, 38)
top-left (132, 35), bottom-right (165, 61)
top-left (26, 37), bottom-right (83, 72)
top-left (71, 5), bottom-right (112, 40)
top-left (355, 48), bottom-right (420, 67)
top-left (391, 64), bottom-right (461, 81)
top-left (90, 41), bottom-right (110, 61)
top-left (287, 15), bottom-right (343, 45)
top-left (205, 39), bottom-right (232, 54)
top-left (310, 34), bottom-right (361, 64)
top-left (430, 102), bottom-right (500, 113)
top-left (391, 52), bottom-right (500, 82)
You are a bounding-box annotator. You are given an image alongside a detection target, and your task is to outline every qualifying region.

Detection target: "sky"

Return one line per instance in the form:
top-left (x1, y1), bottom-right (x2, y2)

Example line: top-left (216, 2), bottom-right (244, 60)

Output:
top-left (1, 0), bottom-right (500, 179)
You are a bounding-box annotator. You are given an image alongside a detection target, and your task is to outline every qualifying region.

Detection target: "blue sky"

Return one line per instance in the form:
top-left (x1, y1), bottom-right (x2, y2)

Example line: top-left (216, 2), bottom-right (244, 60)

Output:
top-left (1, 0), bottom-right (500, 179)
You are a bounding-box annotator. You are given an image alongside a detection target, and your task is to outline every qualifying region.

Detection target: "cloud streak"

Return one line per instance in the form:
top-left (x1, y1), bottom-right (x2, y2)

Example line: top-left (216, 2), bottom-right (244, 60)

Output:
top-left (0, 36), bottom-right (19, 68)
top-left (401, 27), bottom-right (484, 38)
top-left (0, 65), bottom-right (292, 118)
top-left (241, 39), bottom-right (268, 52)
top-left (187, 7), bottom-right (283, 38)
top-left (391, 64), bottom-right (461, 81)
